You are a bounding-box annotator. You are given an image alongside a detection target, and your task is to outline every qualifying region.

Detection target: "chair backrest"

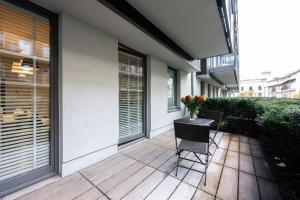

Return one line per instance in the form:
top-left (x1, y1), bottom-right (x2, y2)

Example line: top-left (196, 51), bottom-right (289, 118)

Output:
top-left (174, 121), bottom-right (209, 143)
top-left (202, 110), bottom-right (223, 126)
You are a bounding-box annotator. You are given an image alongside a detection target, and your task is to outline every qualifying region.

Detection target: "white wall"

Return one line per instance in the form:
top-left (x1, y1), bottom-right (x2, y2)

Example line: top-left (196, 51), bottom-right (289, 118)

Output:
top-left (58, 14), bottom-right (194, 176)
top-left (204, 82), bottom-right (209, 96)
top-left (192, 73), bottom-right (201, 95)
top-left (60, 13), bottom-right (119, 176)
top-left (149, 56), bottom-right (190, 137)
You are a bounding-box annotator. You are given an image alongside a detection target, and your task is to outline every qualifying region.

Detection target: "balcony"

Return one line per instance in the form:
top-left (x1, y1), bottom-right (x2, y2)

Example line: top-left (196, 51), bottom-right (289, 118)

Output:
top-left (5, 130), bottom-right (281, 200)
top-left (197, 54), bottom-right (239, 90)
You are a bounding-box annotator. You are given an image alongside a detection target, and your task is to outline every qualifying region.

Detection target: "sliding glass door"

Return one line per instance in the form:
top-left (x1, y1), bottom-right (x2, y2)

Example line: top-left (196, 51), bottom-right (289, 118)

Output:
top-left (119, 49), bottom-right (145, 144)
top-left (0, 1), bottom-right (57, 195)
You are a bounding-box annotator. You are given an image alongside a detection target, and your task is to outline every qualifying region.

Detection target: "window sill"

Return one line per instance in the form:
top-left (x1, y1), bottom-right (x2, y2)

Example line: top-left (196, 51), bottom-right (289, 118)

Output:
top-left (168, 107), bottom-right (181, 113)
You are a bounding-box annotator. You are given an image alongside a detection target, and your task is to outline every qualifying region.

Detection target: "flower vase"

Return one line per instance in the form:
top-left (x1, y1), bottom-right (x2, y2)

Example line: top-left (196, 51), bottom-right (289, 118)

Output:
top-left (187, 108), bottom-right (198, 121)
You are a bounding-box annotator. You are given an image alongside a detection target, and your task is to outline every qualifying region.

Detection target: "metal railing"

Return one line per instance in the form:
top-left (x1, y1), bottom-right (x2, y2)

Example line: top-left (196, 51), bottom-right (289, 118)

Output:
top-left (207, 54), bottom-right (235, 69)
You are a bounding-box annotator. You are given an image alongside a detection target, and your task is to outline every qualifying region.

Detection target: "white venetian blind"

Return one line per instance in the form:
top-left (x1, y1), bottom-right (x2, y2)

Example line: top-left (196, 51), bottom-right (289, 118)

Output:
top-left (0, 3), bottom-right (51, 181)
top-left (119, 52), bottom-right (144, 142)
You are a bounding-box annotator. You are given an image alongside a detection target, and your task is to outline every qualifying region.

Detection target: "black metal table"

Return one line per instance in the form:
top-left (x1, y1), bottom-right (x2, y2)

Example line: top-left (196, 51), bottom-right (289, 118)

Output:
top-left (174, 117), bottom-right (214, 126)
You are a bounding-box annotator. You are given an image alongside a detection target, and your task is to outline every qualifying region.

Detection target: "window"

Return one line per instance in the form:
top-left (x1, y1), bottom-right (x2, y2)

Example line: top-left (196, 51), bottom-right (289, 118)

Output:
top-left (241, 86), bottom-right (244, 91)
top-left (258, 86), bottom-right (262, 90)
top-left (249, 86), bottom-right (253, 91)
top-left (271, 86), bottom-right (276, 92)
top-left (0, 1), bottom-right (57, 192)
top-left (119, 50), bottom-right (145, 143)
top-left (168, 67), bottom-right (178, 109)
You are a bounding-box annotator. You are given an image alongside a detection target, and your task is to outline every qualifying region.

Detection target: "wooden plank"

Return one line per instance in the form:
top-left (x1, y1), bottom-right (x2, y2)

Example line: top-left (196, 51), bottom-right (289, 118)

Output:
top-left (211, 148), bottom-right (227, 165)
top-left (138, 146), bottom-right (167, 164)
top-left (122, 170), bottom-right (166, 200)
top-left (16, 173), bottom-right (92, 200)
top-left (239, 172), bottom-right (260, 200)
top-left (148, 149), bottom-right (175, 169)
top-left (74, 188), bottom-right (105, 200)
top-left (81, 155), bottom-right (136, 185)
top-left (192, 189), bottom-right (214, 200)
top-left (224, 150), bottom-right (239, 169)
top-left (216, 167), bottom-right (238, 200)
top-left (158, 155), bottom-right (178, 174)
top-left (239, 153), bottom-right (255, 174)
top-left (183, 169), bottom-right (203, 187)
top-left (107, 166), bottom-right (155, 200)
top-left (170, 160), bottom-right (194, 180)
top-left (145, 175), bottom-right (180, 200)
top-left (97, 161), bottom-right (145, 193)
top-left (199, 162), bottom-right (222, 195)
top-left (169, 182), bottom-right (196, 200)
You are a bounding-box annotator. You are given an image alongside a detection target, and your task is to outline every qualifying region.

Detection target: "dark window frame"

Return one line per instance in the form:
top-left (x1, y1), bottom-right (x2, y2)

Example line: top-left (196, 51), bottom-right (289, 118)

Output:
top-left (201, 81), bottom-right (205, 95)
top-left (167, 67), bottom-right (180, 112)
top-left (208, 84), bottom-right (211, 97)
top-left (118, 44), bottom-right (147, 144)
top-left (0, 0), bottom-right (59, 197)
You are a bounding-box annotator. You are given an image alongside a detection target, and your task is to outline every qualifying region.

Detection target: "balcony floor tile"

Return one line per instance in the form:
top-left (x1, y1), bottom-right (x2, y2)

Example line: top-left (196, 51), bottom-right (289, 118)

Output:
top-left (4, 130), bottom-right (281, 200)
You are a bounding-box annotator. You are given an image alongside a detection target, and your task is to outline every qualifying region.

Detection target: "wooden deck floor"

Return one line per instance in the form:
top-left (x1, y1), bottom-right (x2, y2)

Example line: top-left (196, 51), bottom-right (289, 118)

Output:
top-left (3, 130), bottom-right (281, 200)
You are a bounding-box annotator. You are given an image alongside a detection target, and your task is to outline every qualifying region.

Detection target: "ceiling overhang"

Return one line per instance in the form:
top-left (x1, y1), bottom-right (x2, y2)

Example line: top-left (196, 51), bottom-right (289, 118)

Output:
top-left (210, 65), bottom-right (238, 86)
top-left (97, 0), bottom-right (194, 61)
top-left (29, 0), bottom-right (206, 72)
top-left (29, 0), bottom-right (230, 72)
top-left (124, 0), bottom-right (230, 59)
top-left (226, 84), bottom-right (239, 91)
top-left (196, 74), bottom-right (224, 88)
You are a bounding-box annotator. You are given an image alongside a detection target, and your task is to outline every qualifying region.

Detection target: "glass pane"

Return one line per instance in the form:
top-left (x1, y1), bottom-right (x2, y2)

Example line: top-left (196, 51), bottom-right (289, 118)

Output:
top-left (118, 52), bottom-right (144, 142)
top-left (168, 68), bottom-right (176, 108)
top-left (0, 2), bottom-right (51, 181)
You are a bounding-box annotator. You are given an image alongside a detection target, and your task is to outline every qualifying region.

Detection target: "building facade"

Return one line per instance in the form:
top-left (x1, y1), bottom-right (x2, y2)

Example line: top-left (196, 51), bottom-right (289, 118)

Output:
top-left (266, 69), bottom-right (300, 98)
top-left (0, 0), bottom-right (239, 196)
top-left (239, 78), bottom-right (267, 97)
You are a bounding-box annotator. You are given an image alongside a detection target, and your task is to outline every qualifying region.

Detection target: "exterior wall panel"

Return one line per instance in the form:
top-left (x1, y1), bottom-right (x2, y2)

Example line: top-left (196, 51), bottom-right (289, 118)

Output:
top-left (149, 56), bottom-right (190, 138)
top-left (60, 13), bottom-right (119, 176)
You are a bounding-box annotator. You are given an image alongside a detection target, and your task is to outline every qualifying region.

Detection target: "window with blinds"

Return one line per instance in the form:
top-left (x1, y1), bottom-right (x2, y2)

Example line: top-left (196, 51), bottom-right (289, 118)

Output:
top-left (119, 51), bottom-right (144, 143)
top-left (167, 67), bottom-right (177, 109)
top-left (0, 3), bottom-right (51, 182)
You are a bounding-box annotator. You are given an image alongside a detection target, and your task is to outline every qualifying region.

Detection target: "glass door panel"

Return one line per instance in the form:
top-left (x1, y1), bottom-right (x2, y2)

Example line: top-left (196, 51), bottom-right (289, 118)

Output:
top-left (119, 51), bottom-right (145, 144)
top-left (0, 1), bottom-right (52, 186)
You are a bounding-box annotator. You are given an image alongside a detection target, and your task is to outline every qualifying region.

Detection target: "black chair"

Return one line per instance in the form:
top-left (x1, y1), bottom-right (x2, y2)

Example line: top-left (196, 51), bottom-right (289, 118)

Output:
top-left (200, 110), bottom-right (223, 148)
top-left (174, 121), bottom-right (210, 185)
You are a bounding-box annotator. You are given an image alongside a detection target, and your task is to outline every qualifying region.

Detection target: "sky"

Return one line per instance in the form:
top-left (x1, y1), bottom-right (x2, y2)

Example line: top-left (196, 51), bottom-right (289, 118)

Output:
top-left (238, 0), bottom-right (300, 79)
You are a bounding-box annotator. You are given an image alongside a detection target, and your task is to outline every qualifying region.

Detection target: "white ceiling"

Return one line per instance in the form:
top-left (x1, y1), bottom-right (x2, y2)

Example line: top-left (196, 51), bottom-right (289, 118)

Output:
top-left (210, 67), bottom-right (237, 85)
top-left (197, 74), bottom-right (224, 87)
top-left (31, 0), bottom-right (203, 72)
top-left (127, 0), bottom-right (229, 59)
top-left (30, 0), bottom-right (228, 72)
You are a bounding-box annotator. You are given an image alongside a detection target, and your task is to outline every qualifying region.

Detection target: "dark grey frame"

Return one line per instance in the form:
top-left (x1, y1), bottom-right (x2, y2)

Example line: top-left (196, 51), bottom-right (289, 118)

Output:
top-left (167, 67), bottom-right (179, 111)
top-left (118, 44), bottom-right (147, 145)
top-left (0, 0), bottom-right (59, 197)
top-left (208, 84), bottom-right (211, 97)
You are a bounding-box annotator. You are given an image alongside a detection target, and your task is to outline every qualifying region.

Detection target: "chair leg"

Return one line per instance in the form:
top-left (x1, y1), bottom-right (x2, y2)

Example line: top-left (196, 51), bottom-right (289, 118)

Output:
top-left (209, 137), bottom-right (218, 147)
top-left (204, 153), bottom-right (209, 186)
top-left (176, 154), bottom-right (180, 176)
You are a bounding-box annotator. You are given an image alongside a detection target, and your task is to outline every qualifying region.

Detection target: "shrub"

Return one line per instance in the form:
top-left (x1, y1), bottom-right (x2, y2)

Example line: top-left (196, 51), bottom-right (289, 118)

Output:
top-left (202, 97), bottom-right (300, 198)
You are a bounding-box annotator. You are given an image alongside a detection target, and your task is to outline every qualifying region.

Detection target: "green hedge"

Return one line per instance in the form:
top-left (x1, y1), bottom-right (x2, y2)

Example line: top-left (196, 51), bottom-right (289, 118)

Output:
top-left (202, 97), bottom-right (300, 198)
top-left (202, 97), bottom-right (300, 162)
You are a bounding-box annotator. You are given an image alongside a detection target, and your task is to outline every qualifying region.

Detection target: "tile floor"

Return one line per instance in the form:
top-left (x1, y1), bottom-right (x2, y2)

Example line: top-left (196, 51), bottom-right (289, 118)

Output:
top-left (3, 130), bottom-right (282, 200)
